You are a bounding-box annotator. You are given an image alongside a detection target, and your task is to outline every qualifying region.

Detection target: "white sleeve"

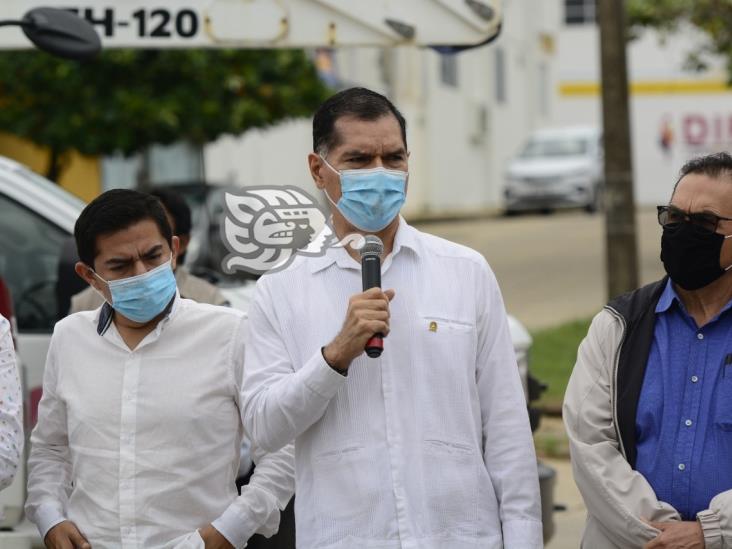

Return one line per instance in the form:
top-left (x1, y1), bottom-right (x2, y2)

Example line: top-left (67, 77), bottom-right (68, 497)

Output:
top-left (209, 314), bottom-right (296, 548)
top-left (25, 333), bottom-right (71, 539)
top-left (0, 315), bottom-right (22, 492)
top-left (212, 442), bottom-right (295, 548)
top-left (241, 279), bottom-right (347, 454)
top-left (475, 263), bottom-right (543, 548)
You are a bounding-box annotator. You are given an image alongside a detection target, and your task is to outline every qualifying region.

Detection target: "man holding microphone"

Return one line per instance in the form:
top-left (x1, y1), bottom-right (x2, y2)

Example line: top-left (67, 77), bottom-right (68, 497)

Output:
top-left (242, 87), bottom-right (542, 549)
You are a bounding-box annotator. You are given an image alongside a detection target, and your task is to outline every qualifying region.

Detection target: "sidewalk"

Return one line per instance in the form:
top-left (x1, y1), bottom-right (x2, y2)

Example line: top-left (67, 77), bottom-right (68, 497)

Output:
top-left (545, 456), bottom-right (586, 548)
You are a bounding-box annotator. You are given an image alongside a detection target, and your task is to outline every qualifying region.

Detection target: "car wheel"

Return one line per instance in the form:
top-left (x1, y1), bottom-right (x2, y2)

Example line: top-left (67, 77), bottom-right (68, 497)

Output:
top-left (585, 185), bottom-right (603, 214)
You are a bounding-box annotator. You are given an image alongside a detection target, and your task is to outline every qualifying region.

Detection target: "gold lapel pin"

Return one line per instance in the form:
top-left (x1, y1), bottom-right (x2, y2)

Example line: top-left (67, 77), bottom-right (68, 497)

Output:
top-left (429, 321), bottom-right (438, 332)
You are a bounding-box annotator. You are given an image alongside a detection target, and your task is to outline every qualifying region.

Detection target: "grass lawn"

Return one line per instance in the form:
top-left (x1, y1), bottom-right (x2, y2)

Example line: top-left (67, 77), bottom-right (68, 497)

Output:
top-left (529, 317), bottom-right (593, 412)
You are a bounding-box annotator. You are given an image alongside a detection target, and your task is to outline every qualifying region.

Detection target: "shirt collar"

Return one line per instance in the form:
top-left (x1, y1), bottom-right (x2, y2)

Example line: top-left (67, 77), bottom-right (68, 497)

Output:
top-left (655, 278), bottom-right (679, 314)
top-left (95, 290), bottom-right (181, 335)
top-left (308, 216), bottom-right (420, 274)
top-left (655, 278), bottom-right (732, 320)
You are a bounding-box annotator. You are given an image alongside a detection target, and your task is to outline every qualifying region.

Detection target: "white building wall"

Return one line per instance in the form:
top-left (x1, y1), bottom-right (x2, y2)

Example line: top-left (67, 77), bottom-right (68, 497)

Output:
top-left (551, 4), bottom-right (732, 205)
top-left (204, 0), bottom-right (552, 217)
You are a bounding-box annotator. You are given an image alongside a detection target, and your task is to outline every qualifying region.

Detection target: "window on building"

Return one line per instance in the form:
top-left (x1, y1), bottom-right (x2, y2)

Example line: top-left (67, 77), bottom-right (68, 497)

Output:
top-left (565, 0), bottom-right (596, 25)
top-left (440, 53), bottom-right (458, 88)
top-left (538, 62), bottom-right (549, 117)
top-left (495, 47), bottom-right (506, 104)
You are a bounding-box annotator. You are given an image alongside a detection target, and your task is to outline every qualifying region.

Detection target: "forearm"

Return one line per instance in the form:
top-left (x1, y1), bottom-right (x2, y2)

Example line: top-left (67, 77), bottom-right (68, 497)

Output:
top-left (243, 349), bottom-right (346, 453)
top-left (25, 402), bottom-right (72, 536)
top-left (0, 404), bottom-right (22, 490)
top-left (701, 489), bottom-right (732, 548)
top-left (567, 437), bottom-right (673, 547)
top-left (482, 375), bottom-right (543, 547)
top-left (0, 336), bottom-right (22, 490)
top-left (212, 442), bottom-right (295, 547)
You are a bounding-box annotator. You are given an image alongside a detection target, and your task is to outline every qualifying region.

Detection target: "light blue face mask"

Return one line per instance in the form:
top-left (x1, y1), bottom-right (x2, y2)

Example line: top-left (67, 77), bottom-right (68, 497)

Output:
top-left (93, 256), bottom-right (177, 323)
top-left (321, 157), bottom-right (408, 233)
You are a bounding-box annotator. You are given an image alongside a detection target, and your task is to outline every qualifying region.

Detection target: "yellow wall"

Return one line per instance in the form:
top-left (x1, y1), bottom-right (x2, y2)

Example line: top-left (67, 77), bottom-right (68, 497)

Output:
top-left (559, 78), bottom-right (732, 97)
top-left (0, 132), bottom-right (101, 202)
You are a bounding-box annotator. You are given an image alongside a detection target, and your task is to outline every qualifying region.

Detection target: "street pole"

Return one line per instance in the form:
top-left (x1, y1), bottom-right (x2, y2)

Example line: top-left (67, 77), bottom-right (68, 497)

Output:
top-left (598, 0), bottom-right (639, 299)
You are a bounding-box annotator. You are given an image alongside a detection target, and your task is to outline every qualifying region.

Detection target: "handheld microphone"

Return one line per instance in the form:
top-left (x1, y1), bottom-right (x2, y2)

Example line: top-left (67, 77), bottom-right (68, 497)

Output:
top-left (359, 235), bottom-right (384, 358)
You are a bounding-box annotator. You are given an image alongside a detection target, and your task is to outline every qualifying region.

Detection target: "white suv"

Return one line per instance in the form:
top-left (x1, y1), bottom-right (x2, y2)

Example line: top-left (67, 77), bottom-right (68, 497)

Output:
top-left (504, 126), bottom-right (603, 214)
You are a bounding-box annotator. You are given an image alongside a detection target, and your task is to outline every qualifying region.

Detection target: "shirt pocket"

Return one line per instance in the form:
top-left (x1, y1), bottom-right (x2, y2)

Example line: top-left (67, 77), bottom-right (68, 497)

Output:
top-left (311, 445), bottom-right (380, 523)
top-left (714, 373), bottom-right (732, 431)
top-left (419, 314), bottom-right (475, 333)
top-left (169, 530), bottom-right (205, 549)
top-left (415, 314), bottom-right (477, 359)
top-left (414, 314), bottom-right (478, 402)
top-left (418, 437), bottom-right (484, 534)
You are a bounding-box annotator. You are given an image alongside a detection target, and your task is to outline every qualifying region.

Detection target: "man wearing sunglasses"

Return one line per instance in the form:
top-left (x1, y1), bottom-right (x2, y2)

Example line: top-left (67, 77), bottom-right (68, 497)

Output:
top-left (564, 152), bottom-right (732, 549)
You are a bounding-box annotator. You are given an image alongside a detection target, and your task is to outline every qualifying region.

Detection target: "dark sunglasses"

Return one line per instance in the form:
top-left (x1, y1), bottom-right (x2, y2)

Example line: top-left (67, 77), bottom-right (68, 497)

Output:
top-left (657, 205), bottom-right (732, 233)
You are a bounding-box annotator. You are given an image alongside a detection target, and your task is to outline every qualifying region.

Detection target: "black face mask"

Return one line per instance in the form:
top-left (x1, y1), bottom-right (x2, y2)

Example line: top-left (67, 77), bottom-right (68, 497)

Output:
top-left (661, 222), bottom-right (732, 291)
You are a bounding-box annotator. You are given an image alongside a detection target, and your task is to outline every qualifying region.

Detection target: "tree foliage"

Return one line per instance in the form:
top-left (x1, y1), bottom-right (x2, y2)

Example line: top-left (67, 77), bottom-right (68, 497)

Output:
top-left (627, 0), bottom-right (732, 76)
top-left (0, 49), bottom-right (330, 180)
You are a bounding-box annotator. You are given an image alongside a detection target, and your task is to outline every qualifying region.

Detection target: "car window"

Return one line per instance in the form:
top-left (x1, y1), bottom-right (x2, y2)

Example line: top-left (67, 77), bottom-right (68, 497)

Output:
top-left (520, 137), bottom-right (590, 158)
top-left (0, 193), bottom-right (67, 333)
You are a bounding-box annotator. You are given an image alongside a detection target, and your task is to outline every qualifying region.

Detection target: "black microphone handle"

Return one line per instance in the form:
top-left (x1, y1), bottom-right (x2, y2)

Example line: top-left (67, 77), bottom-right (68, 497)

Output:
top-left (362, 255), bottom-right (381, 290)
top-left (361, 254), bottom-right (383, 357)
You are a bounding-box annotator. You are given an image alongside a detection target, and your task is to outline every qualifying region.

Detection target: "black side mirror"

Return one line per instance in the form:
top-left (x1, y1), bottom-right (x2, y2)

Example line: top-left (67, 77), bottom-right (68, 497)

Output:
top-left (0, 7), bottom-right (101, 60)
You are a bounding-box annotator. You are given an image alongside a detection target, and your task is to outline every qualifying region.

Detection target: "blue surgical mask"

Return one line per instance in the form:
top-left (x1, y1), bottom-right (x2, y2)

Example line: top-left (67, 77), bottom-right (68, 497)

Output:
top-left (92, 256), bottom-right (177, 323)
top-left (321, 157), bottom-right (407, 232)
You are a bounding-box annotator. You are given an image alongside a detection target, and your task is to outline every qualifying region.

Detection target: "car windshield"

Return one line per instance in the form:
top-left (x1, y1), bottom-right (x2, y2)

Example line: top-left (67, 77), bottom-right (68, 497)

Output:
top-left (520, 137), bottom-right (590, 159)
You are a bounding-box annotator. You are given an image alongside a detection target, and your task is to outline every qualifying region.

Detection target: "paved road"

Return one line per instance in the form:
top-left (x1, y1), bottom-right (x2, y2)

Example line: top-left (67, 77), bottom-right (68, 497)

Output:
top-left (414, 208), bottom-right (666, 330)
top-left (544, 457), bottom-right (587, 549)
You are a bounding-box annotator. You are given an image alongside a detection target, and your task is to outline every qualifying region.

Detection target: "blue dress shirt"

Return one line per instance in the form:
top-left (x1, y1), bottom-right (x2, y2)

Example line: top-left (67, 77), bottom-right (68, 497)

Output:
top-left (635, 279), bottom-right (732, 520)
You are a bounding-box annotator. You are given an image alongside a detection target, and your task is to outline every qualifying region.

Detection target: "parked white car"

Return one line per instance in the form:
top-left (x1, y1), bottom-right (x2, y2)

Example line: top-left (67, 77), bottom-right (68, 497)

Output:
top-left (504, 126), bottom-right (603, 214)
top-left (0, 156), bottom-right (554, 546)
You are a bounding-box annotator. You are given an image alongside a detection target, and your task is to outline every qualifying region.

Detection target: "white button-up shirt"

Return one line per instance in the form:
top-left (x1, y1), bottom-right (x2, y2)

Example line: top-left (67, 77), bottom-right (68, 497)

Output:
top-left (0, 313), bottom-right (22, 492)
top-left (242, 218), bottom-right (542, 549)
top-left (26, 295), bottom-right (294, 548)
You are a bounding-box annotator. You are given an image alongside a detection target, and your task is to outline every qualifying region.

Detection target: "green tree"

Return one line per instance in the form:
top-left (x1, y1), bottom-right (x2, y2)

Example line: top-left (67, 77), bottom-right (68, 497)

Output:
top-left (627, 0), bottom-right (732, 76)
top-left (0, 49), bottom-right (330, 181)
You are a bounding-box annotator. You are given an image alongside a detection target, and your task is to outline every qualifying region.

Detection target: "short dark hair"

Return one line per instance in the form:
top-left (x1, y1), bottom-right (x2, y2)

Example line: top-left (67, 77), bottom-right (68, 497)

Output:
top-left (675, 152), bottom-right (732, 192)
top-left (312, 87), bottom-right (407, 155)
top-left (74, 189), bottom-right (173, 268)
top-left (150, 187), bottom-right (192, 236)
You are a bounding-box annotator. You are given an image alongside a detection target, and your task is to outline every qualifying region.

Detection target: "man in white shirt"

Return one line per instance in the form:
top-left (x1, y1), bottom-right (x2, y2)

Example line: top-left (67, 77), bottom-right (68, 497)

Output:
top-left (69, 187), bottom-right (228, 313)
top-left (242, 87), bottom-right (542, 549)
top-left (0, 312), bottom-right (22, 492)
top-left (26, 189), bottom-right (293, 548)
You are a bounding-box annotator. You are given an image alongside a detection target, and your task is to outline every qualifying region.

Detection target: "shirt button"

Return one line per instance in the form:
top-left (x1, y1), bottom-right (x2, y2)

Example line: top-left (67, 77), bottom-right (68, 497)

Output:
top-left (685, 419), bottom-right (693, 427)
top-left (678, 463), bottom-right (686, 471)
top-left (697, 333), bottom-right (704, 340)
top-left (691, 375), bottom-right (699, 383)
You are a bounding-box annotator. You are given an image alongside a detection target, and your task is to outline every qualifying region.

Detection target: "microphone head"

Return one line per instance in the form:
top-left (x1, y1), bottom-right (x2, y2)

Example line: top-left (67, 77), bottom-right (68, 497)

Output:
top-left (359, 235), bottom-right (384, 259)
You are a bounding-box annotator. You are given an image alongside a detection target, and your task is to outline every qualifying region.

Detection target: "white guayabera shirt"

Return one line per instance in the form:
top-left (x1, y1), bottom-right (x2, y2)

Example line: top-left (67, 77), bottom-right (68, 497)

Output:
top-left (0, 313), bottom-right (22, 492)
top-left (243, 218), bottom-right (543, 549)
top-left (26, 294), bottom-right (294, 548)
